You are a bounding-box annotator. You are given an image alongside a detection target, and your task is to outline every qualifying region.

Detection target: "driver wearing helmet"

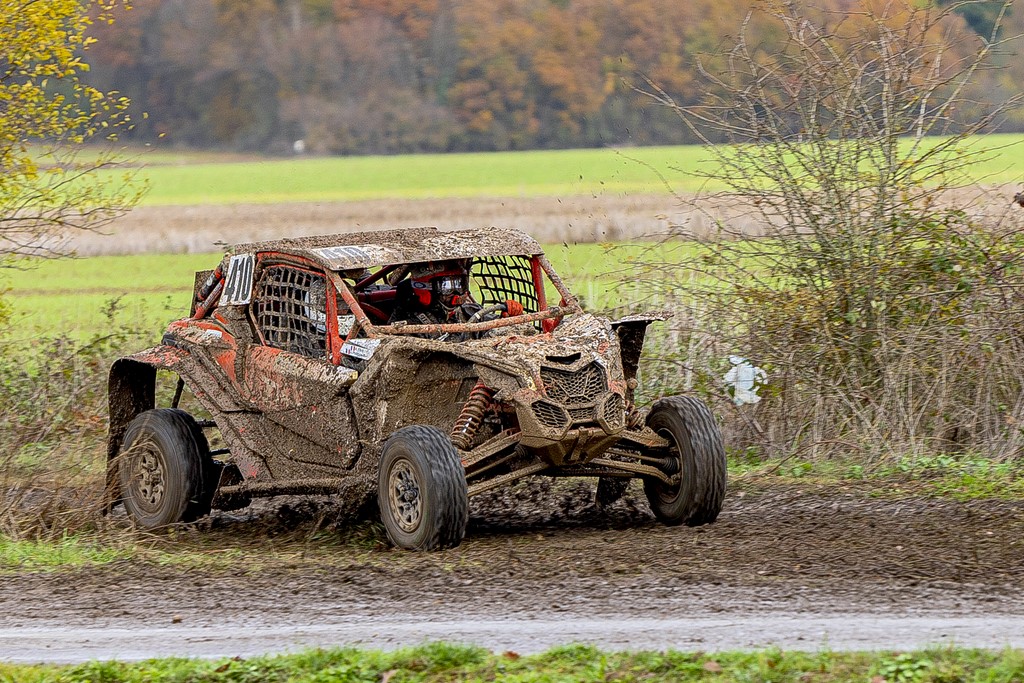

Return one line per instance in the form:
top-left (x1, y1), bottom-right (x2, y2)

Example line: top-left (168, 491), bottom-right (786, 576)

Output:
top-left (390, 260), bottom-right (479, 328)
top-left (389, 260), bottom-right (524, 336)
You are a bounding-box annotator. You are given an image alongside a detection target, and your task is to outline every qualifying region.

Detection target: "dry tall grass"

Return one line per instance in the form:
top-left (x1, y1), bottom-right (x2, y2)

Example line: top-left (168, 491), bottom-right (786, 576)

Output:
top-left (59, 195), bottom-right (746, 256)
top-left (621, 0), bottom-right (1024, 466)
top-left (0, 316), bottom-right (147, 540)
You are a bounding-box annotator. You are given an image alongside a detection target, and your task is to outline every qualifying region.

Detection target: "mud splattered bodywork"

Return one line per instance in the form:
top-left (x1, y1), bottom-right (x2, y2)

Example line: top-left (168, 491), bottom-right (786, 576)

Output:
top-left (108, 227), bottom-right (726, 548)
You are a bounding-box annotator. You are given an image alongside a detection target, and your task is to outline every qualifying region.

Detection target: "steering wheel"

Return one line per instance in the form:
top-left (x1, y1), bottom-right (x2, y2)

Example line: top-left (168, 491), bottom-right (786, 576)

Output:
top-left (466, 303), bottom-right (507, 325)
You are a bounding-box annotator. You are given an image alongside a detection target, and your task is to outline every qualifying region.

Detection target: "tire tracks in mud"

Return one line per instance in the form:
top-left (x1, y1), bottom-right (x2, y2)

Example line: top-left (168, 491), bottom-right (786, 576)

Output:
top-left (2, 482), bottom-right (1023, 662)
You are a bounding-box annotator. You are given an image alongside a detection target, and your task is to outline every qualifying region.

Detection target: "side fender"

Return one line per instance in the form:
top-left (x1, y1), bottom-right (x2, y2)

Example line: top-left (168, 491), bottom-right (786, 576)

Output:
top-left (107, 346), bottom-right (192, 459)
top-left (105, 347), bottom-right (189, 508)
top-left (610, 313), bottom-right (671, 383)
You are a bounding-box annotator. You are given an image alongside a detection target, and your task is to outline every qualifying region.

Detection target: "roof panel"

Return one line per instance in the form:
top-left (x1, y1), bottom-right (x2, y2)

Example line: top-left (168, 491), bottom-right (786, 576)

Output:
top-left (232, 227), bottom-right (544, 270)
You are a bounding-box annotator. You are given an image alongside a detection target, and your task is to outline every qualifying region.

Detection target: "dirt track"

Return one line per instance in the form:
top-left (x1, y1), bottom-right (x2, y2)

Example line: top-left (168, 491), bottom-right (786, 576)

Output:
top-left (2, 480), bottom-right (1024, 662)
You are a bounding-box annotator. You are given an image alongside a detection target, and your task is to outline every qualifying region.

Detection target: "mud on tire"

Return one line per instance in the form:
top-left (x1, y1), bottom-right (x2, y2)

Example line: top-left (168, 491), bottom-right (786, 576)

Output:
top-left (643, 396), bottom-right (727, 527)
top-left (118, 408), bottom-right (217, 529)
top-left (378, 425), bottom-right (469, 550)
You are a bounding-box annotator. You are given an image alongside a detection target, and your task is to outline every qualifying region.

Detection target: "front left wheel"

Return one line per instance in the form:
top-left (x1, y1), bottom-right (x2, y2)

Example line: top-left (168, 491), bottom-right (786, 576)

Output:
top-left (117, 408), bottom-right (216, 529)
top-left (378, 425), bottom-right (469, 550)
top-left (643, 396), bottom-right (727, 527)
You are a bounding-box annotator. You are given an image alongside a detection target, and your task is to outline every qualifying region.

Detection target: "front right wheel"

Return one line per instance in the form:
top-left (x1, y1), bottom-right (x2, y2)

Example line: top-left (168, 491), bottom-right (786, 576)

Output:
top-left (378, 425), bottom-right (469, 550)
top-left (643, 396), bottom-right (726, 526)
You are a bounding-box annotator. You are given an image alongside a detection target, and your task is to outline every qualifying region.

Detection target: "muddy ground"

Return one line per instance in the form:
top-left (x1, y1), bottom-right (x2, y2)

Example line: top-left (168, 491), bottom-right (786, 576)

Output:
top-left (2, 479), bottom-right (1024, 661)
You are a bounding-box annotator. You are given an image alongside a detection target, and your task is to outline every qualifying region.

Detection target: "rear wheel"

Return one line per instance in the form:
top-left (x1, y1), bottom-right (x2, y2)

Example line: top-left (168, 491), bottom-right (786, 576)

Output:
top-left (643, 396), bottom-right (726, 526)
top-left (378, 425), bottom-right (468, 550)
top-left (118, 408), bottom-right (216, 529)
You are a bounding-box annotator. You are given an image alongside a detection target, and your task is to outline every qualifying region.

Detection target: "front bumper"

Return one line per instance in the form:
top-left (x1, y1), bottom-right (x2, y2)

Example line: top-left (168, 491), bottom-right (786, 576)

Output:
top-left (513, 387), bottom-right (627, 466)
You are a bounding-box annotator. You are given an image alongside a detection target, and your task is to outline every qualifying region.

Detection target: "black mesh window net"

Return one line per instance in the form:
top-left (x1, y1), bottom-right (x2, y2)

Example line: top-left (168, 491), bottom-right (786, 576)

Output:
top-left (253, 266), bottom-right (329, 358)
top-left (471, 255), bottom-right (540, 314)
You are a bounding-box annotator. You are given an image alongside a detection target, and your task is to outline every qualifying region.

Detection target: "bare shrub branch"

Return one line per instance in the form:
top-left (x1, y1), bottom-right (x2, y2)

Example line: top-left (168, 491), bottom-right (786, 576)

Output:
top-left (631, 0), bottom-right (1024, 463)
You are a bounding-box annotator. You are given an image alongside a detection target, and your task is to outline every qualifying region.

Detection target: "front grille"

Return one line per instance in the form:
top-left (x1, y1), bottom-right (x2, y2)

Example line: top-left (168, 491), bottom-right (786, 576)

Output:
top-left (601, 393), bottom-right (625, 428)
top-left (532, 400), bottom-right (569, 428)
top-left (540, 363), bottom-right (607, 404)
top-left (568, 406), bottom-right (597, 424)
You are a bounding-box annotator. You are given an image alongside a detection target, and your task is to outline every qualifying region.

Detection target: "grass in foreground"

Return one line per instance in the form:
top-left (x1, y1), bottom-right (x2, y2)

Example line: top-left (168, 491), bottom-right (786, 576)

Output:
top-left (729, 451), bottom-right (1024, 501)
top-left (0, 535), bottom-right (131, 571)
top-left (2, 642), bottom-right (1023, 682)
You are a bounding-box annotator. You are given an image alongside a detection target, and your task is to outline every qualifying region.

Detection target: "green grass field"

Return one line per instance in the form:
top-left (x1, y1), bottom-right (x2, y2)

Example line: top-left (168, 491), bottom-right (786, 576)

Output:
top-left (123, 145), bottom-right (693, 205)
top-left (2, 253), bottom-right (203, 341)
top-left (8, 133), bottom-right (1023, 336)
top-left (110, 133), bottom-right (1024, 206)
top-left (0, 241), bottom-right (697, 339)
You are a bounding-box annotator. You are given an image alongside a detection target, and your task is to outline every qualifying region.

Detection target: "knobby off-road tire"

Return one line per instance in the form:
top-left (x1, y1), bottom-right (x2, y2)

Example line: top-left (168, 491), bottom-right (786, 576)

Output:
top-left (118, 408), bottom-right (217, 529)
top-left (644, 396), bottom-right (727, 527)
top-left (378, 425), bottom-right (469, 550)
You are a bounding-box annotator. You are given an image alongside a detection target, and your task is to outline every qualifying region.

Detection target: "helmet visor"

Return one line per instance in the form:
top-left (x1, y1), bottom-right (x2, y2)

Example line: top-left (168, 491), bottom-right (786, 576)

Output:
top-left (434, 274), bottom-right (468, 301)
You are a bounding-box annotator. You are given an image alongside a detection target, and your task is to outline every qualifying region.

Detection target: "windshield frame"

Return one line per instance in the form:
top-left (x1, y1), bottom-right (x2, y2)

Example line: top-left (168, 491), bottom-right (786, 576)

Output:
top-left (329, 253), bottom-right (580, 341)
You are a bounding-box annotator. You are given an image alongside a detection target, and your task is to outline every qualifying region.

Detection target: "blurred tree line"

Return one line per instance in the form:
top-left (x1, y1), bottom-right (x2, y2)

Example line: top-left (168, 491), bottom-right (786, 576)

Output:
top-left (84, 0), bottom-right (1023, 154)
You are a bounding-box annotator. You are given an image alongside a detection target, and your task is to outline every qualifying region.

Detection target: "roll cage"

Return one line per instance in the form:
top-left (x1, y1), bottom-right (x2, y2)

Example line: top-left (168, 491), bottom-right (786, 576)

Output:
top-left (333, 252), bottom-right (580, 340)
top-left (197, 246), bottom-right (582, 365)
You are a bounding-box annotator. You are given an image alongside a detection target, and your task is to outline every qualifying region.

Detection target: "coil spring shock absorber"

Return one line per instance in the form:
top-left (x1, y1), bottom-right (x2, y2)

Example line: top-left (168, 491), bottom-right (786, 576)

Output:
top-left (450, 381), bottom-right (494, 450)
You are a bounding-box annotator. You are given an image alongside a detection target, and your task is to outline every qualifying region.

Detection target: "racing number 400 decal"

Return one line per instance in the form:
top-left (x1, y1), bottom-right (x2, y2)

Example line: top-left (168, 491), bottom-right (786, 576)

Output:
top-left (221, 254), bottom-right (255, 306)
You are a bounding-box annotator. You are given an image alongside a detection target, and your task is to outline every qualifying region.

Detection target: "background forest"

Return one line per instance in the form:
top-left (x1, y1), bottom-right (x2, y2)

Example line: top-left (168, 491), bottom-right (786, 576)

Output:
top-left (84, 0), bottom-right (1024, 155)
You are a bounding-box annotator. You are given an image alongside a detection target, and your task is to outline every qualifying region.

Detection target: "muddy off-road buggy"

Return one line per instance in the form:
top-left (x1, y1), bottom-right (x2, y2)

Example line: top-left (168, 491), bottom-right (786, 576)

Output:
top-left (107, 228), bottom-right (726, 549)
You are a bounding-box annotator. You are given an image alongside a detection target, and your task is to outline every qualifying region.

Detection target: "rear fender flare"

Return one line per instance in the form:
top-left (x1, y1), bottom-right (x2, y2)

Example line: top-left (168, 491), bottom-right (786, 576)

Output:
top-left (106, 348), bottom-right (190, 508)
